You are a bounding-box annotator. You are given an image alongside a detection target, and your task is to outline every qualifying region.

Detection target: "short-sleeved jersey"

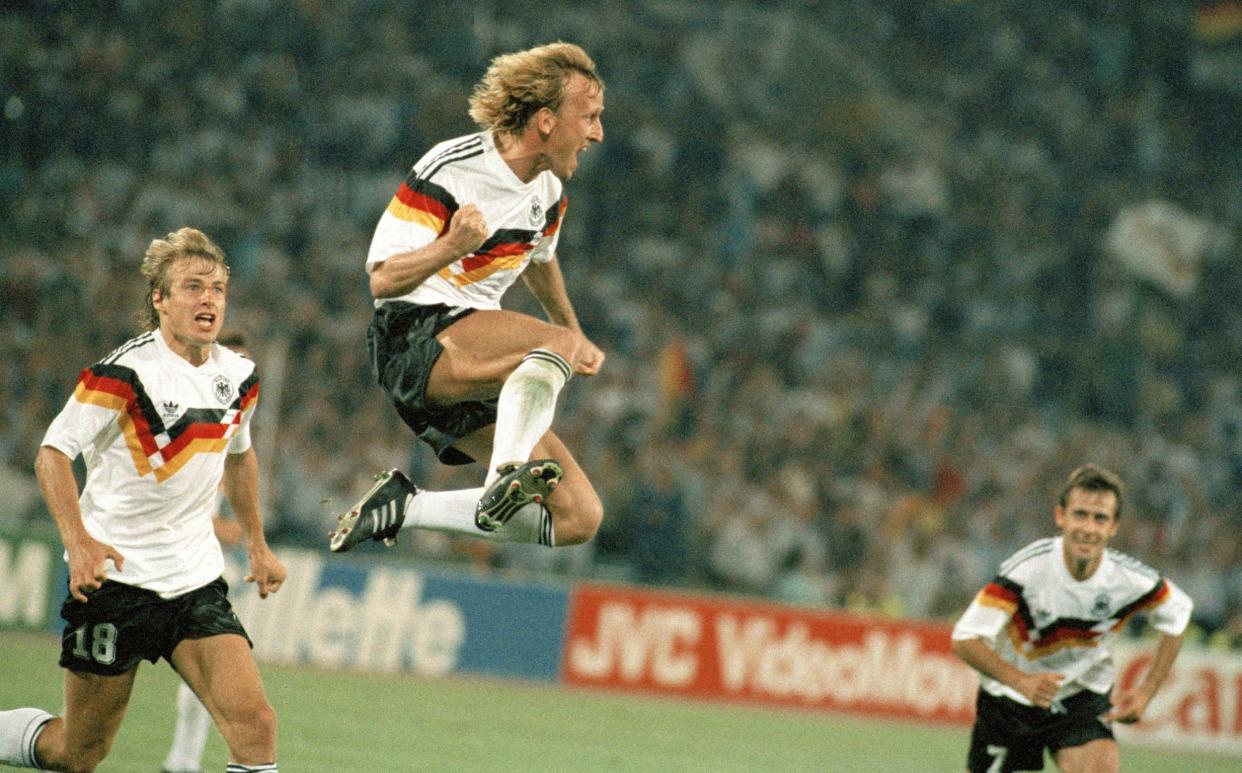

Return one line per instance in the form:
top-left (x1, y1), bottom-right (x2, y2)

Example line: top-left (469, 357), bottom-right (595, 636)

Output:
top-left (952, 536), bottom-right (1192, 705)
top-left (41, 331), bottom-right (259, 598)
top-left (366, 130), bottom-right (568, 310)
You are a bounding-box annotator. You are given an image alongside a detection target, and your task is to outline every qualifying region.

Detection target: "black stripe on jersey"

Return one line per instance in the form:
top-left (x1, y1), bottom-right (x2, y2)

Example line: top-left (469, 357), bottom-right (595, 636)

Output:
top-left (238, 371), bottom-right (259, 402)
top-left (100, 331), bottom-right (157, 366)
top-left (1032, 616), bottom-right (1103, 643)
top-left (543, 194), bottom-right (566, 231)
top-left (414, 135), bottom-right (482, 178)
top-left (399, 175), bottom-right (459, 216)
top-left (993, 575), bottom-right (1038, 634)
top-left (89, 362), bottom-right (166, 434)
top-left (162, 407), bottom-right (233, 437)
top-left (1113, 578), bottom-right (1167, 622)
top-left (999, 538), bottom-right (1056, 577)
top-left (418, 137), bottom-right (485, 182)
top-left (477, 227), bottom-right (539, 253)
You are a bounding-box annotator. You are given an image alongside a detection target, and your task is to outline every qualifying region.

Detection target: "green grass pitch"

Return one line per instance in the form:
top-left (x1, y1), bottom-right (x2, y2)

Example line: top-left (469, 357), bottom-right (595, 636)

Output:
top-left (1, 632), bottom-right (1235, 772)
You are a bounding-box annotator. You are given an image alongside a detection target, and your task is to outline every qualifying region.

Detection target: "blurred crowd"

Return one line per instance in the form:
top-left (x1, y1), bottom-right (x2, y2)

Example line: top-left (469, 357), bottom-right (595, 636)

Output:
top-left (3, 1), bottom-right (1241, 646)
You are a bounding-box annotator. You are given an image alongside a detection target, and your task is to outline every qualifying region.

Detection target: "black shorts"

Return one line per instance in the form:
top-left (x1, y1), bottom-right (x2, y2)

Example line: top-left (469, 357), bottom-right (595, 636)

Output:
top-left (967, 688), bottom-right (1114, 772)
top-left (59, 577), bottom-right (250, 676)
top-left (367, 301), bottom-right (495, 465)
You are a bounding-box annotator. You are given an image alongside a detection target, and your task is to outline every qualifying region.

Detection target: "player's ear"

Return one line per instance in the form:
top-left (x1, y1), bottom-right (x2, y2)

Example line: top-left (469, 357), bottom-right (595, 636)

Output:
top-left (533, 105), bottom-right (557, 136)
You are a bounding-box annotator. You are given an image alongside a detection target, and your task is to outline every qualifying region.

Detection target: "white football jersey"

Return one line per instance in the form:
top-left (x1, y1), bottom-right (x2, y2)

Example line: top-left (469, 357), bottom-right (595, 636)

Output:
top-left (952, 536), bottom-right (1192, 705)
top-left (366, 130), bottom-right (567, 310)
top-left (41, 331), bottom-right (258, 598)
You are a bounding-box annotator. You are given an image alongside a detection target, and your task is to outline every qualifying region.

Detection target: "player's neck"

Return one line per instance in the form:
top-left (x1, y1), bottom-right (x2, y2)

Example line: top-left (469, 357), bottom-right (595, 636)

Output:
top-left (494, 130), bottom-right (546, 183)
top-left (1063, 553), bottom-right (1101, 581)
top-left (159, 327), bottom-right (212, 367)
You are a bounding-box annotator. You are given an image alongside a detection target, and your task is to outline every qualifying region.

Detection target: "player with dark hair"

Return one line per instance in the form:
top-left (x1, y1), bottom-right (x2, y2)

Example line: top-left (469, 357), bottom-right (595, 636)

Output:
top-left (951, 464), bottom-right (1192, 772)
top-left (0, 229), bottom-right (285, 773)
top-left (329, 41), bottom-right (606, 553)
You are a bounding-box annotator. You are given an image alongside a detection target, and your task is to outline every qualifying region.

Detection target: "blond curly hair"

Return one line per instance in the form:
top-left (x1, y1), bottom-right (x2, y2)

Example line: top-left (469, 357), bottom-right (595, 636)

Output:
top-left (467, 41), bottom-right (603, 136)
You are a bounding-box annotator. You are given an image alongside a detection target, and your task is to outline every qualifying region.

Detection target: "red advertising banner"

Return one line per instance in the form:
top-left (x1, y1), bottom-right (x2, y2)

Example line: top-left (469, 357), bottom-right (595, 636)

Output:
top-left (562, 583), bottom-right (978, 724)
top-left (1114, 643), bottom-right (1242, 756)
top-left (563, 582), bottom-right (1242, 757)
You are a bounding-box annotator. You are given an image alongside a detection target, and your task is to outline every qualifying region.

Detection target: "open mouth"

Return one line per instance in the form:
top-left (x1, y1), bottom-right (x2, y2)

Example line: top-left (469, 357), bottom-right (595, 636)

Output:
top-left (194, 312), bottom-right (217, 330)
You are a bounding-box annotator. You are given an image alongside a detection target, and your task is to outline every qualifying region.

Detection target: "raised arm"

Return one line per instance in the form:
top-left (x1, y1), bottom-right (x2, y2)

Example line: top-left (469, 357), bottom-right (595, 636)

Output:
top-left (369, 205), bottom-right (489, 298)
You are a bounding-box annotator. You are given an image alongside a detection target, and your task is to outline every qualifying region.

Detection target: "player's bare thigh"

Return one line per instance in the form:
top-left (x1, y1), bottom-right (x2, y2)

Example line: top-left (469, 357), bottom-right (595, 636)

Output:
top-left (453, 426), bottom-right (603, 545)
top-left (1053, 738), bottom-right (1119, 773)
top-left (171, 634), bottom-right (276, 763)
top-left (428, 309), bottom-right (583, 405)
top-left (35, 668), bottom-right (136, 770)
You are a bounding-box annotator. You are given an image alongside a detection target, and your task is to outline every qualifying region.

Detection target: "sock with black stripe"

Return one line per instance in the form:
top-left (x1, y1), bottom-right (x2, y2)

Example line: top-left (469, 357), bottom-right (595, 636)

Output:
top-left (486, 349), bottom-right (571, 486)
top-left (0, 708), bottom-right (53, 768)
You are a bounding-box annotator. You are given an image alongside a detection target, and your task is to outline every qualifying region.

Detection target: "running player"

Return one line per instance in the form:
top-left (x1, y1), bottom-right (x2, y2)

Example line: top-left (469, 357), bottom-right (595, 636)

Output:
top-left (0, 229), bottom-right (285, 773)
top-left (160, 330), bottom-right (255, 773)
top-left (951, 464), bottom-right (1192, 772)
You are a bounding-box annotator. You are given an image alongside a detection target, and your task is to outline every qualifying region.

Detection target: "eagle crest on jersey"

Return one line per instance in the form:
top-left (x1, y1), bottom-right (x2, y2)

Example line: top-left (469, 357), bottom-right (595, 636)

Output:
top-left (212, 374), bottom-right (234, 405)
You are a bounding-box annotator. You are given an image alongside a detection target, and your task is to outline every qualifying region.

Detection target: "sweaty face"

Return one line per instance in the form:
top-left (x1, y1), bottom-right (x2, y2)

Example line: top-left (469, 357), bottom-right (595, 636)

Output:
top-left (153, 257), bottom-right (228, 359)
top-left (1054, 487), bottom-right (1119, 577)
top-left (544, 73), bottom-right (604, 181)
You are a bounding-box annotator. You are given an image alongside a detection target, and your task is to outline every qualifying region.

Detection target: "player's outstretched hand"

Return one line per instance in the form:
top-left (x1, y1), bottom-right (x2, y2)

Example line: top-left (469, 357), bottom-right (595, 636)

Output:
top-left (245, 545), bottom-right (288, 599)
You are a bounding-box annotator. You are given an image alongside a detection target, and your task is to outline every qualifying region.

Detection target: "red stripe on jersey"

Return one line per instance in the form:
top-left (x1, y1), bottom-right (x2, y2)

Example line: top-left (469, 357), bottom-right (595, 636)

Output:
top-left (75, 370), bottom-right (161, 458)
top-left (460, 240), bottom-right (530, 272)
top-left (543, 196), bottom-right (568, 236)
top-left (239, 381), bottom-right (260, 411)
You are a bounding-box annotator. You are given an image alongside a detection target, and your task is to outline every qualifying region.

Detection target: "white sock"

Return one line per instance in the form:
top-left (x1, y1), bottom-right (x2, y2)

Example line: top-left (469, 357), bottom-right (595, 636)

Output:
top-left (486, 350), bottom-right (571, 485)
top-left (405, 489), bottom-right (554, 546)
top-left (162, 681), bottom-right (212, 772)
top-left (225, 764), bottom-right (278, 772)
top-left (0, 708), bottom-right (53, 768)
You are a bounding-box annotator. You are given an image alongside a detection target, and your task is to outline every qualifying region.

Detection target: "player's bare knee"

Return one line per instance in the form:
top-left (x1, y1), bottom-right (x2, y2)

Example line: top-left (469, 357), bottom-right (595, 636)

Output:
top-left (555, 496), bottom-right (603, 546)
top-left (219, 700), bottom-right (276, 753)
top-left (535, 327), bottom-right (586, 370)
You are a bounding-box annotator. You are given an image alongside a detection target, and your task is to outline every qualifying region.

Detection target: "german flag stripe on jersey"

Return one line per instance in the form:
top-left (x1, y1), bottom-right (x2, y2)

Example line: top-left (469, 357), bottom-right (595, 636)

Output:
top-left (1111, 578), bottom-right (1171, 630)
top-left (1007, 624), bottom-right (1104, 660)
top-left (1025, 618), bottom-right (1103, 654)
top-left (386, 177), bottom-right (458, 235)
top-left (437, 228), bottom-right (537, 287)
top-left (978, 576), bottom-right (1036, 642)
top-left (73, 364), bottom-right (259, 481)
top-left (542, 195), bottom-right (568, 237)
top-left (977, 578), bottom-right (1021, 615)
